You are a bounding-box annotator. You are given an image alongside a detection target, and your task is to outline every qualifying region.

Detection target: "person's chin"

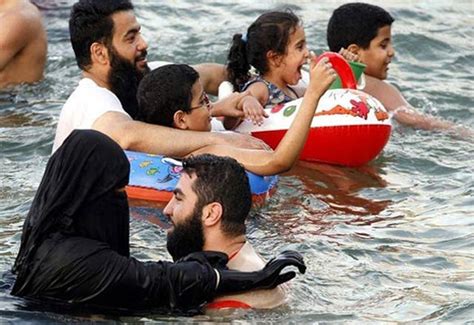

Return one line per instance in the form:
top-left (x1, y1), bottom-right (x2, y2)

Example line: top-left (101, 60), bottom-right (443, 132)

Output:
top-left (136, 60), bottom-right (149, 72)
top-left (380, 70), bottom-right (388, 80)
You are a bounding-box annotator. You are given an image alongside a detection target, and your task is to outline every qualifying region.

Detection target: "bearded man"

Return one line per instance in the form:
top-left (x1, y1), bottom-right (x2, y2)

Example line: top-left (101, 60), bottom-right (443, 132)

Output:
top-left (53, 0), bottom-right (265, 154)
top-left (164, 154), bottom-right (287, 310)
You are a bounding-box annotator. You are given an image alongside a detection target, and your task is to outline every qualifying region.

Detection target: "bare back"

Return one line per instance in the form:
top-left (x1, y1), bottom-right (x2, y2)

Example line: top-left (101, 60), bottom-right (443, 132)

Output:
top-left (0, 0), bottom-right (47, 88)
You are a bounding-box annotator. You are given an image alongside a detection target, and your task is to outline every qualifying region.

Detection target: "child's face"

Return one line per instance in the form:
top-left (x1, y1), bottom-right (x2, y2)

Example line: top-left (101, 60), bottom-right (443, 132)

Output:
top-left (358, 25), bottom-right (395, 80)
top-left (276, 25), bottom-right (309, 85)
top-left (186, 80), bottom-right (212, 132)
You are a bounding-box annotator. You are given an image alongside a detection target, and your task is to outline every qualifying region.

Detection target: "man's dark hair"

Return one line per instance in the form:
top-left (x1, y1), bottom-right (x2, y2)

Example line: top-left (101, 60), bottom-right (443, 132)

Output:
top-left (69, 0), bottom-right (134, 70)
top-left (327, 2), bottom-right (394, 52)
top-left (136, 64), bottom-right (199, 127)
top-left (182, 154), bottom-right (252, 237)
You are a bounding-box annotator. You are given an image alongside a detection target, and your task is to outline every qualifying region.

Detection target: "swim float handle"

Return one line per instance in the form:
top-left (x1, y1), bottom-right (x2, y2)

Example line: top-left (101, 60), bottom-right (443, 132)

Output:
top-left (316, 52), bottom-right (357, 89)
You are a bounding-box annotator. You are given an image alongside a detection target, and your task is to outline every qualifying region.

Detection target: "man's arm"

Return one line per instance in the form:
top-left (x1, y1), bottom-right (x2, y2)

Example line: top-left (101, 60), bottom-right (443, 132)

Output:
top-left (192, 63), bottom-right (228, 96)
top-left (0, 13), bottom-right (30, 71)
top-left (92, 111), bottom-right (269, 156)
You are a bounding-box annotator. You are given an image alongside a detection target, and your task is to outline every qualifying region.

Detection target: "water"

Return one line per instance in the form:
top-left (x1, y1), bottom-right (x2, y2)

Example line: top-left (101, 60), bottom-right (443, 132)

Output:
top-left (1, 0), bottom-right (473, 322)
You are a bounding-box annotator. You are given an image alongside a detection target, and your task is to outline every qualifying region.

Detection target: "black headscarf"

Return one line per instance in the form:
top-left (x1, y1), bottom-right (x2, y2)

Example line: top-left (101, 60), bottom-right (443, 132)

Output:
top-left (12, 129), bottom-right (130, 294)
top-left (10, 129), bottom-right (304, 311)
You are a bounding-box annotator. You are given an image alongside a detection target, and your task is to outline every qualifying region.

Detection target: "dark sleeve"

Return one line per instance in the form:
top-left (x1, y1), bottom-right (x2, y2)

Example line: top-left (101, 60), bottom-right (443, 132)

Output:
top-left (26, 237), bottom-right (218, 311)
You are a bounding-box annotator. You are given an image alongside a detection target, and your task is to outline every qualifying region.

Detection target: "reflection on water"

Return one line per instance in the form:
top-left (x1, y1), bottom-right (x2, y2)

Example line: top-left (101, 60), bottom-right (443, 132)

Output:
top-left (0, 0), bottom-right (473, 323)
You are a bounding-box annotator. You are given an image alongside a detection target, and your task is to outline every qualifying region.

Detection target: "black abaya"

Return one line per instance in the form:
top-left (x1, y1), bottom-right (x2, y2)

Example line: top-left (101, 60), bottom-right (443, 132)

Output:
top-left (11, 129), bottom-right (306, 312)
top-left (11, 130), bottom-right (217, 309)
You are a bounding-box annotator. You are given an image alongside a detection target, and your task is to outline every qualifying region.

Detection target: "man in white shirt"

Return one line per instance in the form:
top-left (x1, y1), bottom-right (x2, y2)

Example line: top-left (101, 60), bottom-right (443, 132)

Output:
top-left (164, 154), bottom-right (288, 310)
top-left (53, 0), bottom-right (264, 154)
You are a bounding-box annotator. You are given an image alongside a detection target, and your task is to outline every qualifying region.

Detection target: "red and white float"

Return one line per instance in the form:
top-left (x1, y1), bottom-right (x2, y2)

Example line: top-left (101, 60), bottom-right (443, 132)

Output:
top-left (235, 52), bottom-right (392, 167)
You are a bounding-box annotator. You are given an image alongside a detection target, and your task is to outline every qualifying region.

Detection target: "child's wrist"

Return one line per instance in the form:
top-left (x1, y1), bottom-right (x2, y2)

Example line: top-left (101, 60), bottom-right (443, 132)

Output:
top-left (238, 95), bottom-right (251, 110)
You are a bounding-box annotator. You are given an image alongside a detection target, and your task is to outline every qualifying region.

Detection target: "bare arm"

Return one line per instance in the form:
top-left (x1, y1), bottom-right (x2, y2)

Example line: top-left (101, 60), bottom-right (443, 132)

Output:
top-left (192, 63), bottom-right (228, 96)
top-left (210, 91), bottom-right (248, 118)
top-left (223, 82), bottom-right (270, 130)
top-left (193, 57), bottom-right (337, 175)
top-left (364, 75), bottom-right (466, 131)
top-left (92, 112), bottom-right (269, 156)
top-left (0, 13), bottom-right (30, 71)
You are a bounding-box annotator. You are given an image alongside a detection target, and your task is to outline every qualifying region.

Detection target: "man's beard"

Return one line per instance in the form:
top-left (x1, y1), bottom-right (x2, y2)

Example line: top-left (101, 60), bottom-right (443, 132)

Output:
top-left (107, 47), bottom-right (150, 119)
top-left (166, 206), bottom-right (205, 262)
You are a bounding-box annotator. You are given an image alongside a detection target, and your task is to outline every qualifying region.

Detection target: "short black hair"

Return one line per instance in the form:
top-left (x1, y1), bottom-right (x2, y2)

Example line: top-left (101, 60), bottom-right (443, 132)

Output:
top-left (327, 2), bottom-right (394, 52)
top-left (69, 0), bottom-right (134, 70)
top-left (182, 154), bottom-right (251, 237)
top-left (136, 64), bottom-right (199, 127)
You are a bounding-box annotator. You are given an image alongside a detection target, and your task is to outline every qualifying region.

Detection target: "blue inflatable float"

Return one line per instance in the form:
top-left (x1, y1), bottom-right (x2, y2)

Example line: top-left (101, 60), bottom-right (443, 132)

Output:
top-left (125, 150), bottom-right (278, 206)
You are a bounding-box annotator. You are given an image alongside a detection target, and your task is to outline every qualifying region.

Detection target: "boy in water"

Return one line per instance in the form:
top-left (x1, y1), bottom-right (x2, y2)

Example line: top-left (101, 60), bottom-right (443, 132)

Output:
top-left (327, 2), bottom-right (472, 136)
top-left (136, 62), bottom-right (335, 176)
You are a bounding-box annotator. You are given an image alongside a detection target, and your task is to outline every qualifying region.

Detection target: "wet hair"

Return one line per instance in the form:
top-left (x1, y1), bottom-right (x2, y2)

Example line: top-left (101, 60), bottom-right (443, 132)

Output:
top-left (182, 154), bottom-right (251, 237)
top-left (327, 3), bottom-right (394, 52)
top-left (226, 10), bottom-right (300, 90)
top-left (136, 64), bottom-right (199, 127)
top-left (69, 0), bottom-right (134, 70)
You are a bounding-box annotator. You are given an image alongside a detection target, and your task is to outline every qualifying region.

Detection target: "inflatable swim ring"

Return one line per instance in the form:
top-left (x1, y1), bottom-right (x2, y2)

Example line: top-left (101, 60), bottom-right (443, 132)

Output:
top-left (235, 52), bottom-right (392, 167)
top-left (125, 150), bottom-right (278, 206)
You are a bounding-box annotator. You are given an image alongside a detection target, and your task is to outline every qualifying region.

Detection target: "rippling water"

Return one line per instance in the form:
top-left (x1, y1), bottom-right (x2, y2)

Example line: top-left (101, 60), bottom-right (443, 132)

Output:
top-left (1, 0), bottom-right (473, 323)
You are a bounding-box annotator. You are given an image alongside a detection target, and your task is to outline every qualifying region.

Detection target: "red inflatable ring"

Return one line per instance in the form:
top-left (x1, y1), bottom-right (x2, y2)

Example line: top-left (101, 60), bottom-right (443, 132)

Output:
top-left (235, 52), bottom-right (392, 167)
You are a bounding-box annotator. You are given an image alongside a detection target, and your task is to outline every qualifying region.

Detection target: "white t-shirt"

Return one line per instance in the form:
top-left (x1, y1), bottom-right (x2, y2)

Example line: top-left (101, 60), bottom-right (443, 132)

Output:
top-left (52, 78), bottom-right (130, 152)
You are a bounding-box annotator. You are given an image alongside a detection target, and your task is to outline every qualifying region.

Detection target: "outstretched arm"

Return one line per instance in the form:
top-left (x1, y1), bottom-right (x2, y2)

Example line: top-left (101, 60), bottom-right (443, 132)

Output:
top-left (192, 63), bottom-right (228, 96)
top-left (92, 111), bottom-right (270, 156)
top-left (364, 75), bottom-right (473, 136)
top-left (192, 57), bottom-right (337, 175)
top-left (222, 81), bottom-right (270, 130)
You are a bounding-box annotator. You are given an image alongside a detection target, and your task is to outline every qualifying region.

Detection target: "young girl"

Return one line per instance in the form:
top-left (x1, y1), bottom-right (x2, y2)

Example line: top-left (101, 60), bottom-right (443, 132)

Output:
top-left (136, 60), bottom-right (336, 176)
top-left (225, 11), bottom-right (309, 129)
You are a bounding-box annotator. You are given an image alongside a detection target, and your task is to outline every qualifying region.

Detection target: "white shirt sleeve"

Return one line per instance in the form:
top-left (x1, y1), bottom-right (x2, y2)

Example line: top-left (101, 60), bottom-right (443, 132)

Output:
top-left (52, 78), bottom-right (130, 153)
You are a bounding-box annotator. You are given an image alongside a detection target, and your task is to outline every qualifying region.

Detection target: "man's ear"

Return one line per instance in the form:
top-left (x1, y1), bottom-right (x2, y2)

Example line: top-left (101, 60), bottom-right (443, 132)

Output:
top-left (90, 42), bottom-right (109, 66)
top-left (202, 202), bottom-right (223, 228)
top-left (173, 110), bottom-right (189, 130)
top-left (346, 44), bottom-right (360, 56)
top-left (266, 50), bottom-right (283, 68)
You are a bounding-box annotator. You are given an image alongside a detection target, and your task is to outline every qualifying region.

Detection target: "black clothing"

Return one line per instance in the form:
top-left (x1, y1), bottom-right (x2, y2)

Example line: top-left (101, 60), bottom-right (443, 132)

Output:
top-left (11, 130), bottom-right (217, 310)
top-left (11, 129), bottom-right (306, 312)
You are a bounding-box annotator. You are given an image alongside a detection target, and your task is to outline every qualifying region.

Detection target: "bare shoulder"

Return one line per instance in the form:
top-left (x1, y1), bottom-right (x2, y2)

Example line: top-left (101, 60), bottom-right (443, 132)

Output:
top-left (0, 2), bottom-right (44, 43)
top-left (363, 75), bottom-right (409, 112)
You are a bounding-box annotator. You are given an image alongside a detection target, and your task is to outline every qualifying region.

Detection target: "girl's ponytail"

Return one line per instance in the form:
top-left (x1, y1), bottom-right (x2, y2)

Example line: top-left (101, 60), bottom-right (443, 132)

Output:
top-left (226, 33), bottom-right (250, 91)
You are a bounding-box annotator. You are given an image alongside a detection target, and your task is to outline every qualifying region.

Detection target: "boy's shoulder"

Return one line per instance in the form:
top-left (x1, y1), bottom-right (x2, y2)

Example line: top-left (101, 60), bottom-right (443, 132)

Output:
top-left (363, 75), bottom-right (408, 112)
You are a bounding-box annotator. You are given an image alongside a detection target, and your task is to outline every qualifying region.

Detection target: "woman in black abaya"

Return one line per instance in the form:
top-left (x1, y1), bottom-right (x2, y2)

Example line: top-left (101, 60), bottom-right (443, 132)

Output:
top-left (11, 129), bottom-right (305, 312)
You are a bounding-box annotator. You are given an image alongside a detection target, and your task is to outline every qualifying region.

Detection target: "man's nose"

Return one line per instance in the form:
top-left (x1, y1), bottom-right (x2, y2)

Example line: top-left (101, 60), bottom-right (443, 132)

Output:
top-left (137, 34), bottom-right (148, 52)
top-left (163, 201), bottom-right (173, 219)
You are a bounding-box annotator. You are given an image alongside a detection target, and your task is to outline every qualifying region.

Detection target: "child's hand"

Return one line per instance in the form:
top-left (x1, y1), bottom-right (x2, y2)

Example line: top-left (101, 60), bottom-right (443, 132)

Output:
top-left (307, 54), bottom-right (337, 95)
top-left (212, 91), bottom-right (249, 118)
top-left (338, 47), bottom-right (360, 62)
top-left (240, 96), bottom-right (269, 126)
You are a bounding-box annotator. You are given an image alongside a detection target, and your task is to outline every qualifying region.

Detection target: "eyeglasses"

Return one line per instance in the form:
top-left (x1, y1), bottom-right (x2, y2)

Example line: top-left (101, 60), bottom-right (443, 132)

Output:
top-left (190, 92), bottom-right (211, 111)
